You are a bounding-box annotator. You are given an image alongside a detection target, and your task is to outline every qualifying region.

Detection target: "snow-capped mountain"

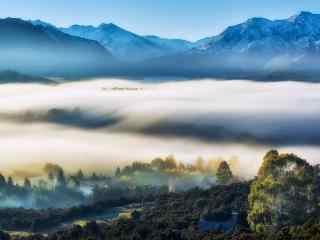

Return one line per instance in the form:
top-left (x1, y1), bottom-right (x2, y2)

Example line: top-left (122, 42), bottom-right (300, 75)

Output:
top-left (193, 11), bottom-right (320, 64)
top-left (142, 11), bottom-right (320, 80)
top-left (4, 12), bottom-right (320, 80)
top-left (61, 23), bottom-right (192, 62)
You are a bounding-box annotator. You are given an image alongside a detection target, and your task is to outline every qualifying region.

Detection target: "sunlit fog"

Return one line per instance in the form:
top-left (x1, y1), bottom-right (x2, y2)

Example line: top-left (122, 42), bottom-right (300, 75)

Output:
top-left (0, 78), bottom-right (319, 178)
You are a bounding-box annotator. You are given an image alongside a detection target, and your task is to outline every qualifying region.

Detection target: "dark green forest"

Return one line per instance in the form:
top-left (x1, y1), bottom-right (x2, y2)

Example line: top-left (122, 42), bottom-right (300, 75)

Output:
top-left (1, 150), bottom-right (320, 240)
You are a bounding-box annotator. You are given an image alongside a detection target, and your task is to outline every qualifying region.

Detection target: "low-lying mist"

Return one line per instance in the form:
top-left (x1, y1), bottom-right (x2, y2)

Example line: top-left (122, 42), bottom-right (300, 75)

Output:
top-left (0, 78), bottom-right (320, 178)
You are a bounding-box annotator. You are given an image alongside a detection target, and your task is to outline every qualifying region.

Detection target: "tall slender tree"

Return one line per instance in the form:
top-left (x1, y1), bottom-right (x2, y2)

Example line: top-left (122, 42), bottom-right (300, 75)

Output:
top-left (7, 176), bottom-right (14, 187)
top-left (216, 161), bottom-right (233, 184)
top-left (24, 178), bottom-right (32, 190)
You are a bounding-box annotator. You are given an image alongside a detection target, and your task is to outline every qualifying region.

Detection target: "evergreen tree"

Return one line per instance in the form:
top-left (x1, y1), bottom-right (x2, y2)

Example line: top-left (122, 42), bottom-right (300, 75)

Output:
top-left (248, 150), bottom-right (317, 233)
top-left (69, 176), bottom-right (80, 188)
top-left (76, 169), bottom-right (84, 180)
top-left (0, 173), bottom-right (6, 187)
top-left (7, 176), bottom-right (14, 187)
top-left (24, 178), bottom-right (32, 189)
top-left (115, 167), bottom-right (121, 177)
top-left (57, 169), bottom-right (66, 187)
top-left (48, 172), bottom-right (54, 182)
top-left (216, 161), bottom-right (233, 184)
top-left (91, 172), bottom-right (98, 181)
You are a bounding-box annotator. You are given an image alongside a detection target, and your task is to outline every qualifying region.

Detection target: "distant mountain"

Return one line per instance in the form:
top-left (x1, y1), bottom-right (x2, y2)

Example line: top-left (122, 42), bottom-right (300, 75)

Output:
top-left (191, 11), bottom-right (320, 76)
top-left (196, 11), bottom-right (320, 54)
top-left (144, 35), bottom-right (193, 52)
top-left (61, 23), bottom-right (193, 62)
top-left (140, 11), bottom-right (320, 81)
top-left (0, 18), bottom-right (116, 78)
top-left (193, 36), bottom-right (216, 49)
top-left (29, 19), bottom-right (56, 28)
top-left (0, 70), bottom-right (54, 84)
top-left (3, 13), bottom-right (320, 80)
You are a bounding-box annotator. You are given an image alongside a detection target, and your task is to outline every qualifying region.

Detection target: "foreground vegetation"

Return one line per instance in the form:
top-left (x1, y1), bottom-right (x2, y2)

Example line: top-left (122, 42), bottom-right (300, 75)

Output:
top-left (1, 150), bottom-right (320, 239)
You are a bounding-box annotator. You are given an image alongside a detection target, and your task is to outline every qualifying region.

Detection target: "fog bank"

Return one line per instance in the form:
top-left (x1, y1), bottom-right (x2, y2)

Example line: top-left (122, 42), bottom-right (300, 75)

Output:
top-left (0, 78), bottom-right (319, 177)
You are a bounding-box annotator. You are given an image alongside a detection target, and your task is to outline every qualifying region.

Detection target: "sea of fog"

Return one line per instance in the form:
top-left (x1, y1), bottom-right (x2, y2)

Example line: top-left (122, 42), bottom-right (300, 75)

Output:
top-left (0, 78), bottom-right (319, 178)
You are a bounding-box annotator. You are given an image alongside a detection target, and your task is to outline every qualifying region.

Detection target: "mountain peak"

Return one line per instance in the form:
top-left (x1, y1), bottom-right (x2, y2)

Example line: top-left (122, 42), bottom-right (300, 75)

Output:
top-left (99, 23), bottom-right (120, 30)
top-left (288, 11), bottom-right (317, 22)
top-left (246, 17), bottom-right (271, 24)
top-left (1, 17), bottom-right (28, 25)
top-left (297, 11), bottom-right (313, 16)
top-left (30, 19), bottom-right (54, 28)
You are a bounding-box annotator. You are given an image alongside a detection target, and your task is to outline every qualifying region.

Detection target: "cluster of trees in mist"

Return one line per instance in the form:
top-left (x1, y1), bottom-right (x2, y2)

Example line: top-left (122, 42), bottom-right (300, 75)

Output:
top-left (115, 155), bottom-right (236, 190)
top-left (0, 155), bottom-right (236, 209)
top-left (0, 163), bottom-right (115, 209)
top-left (0, 153), bottom-right (240, 208)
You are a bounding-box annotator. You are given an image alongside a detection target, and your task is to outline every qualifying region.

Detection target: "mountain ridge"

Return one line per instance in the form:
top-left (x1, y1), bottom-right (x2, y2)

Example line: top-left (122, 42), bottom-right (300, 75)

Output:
top-left (3, 12), bottom-right (320, 81)
top-left (0, 70), bottom-right (55, 84)
top-left (0, 17), bottom-right (116, 78)
top-left (60, 23), bottom-right (194, 62)
top-left (136, 11), bottom-right (320, 81)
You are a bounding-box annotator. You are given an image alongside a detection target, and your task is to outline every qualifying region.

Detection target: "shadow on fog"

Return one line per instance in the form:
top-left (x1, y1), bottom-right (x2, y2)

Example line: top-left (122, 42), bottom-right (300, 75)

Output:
top-left (4, 108), bottom-right (320, 147)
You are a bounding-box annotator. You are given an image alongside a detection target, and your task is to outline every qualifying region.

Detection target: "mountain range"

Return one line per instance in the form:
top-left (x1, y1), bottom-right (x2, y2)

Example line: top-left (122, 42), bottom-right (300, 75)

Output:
top-left (60, 24), bottom-right (194, 62)
top-left (1, 11), bottom-right (320, 80)
top-left (139, 11), bottom-right (320, 80)
top-left (0, 18), bottom-right (116, 78)
top-left (194, 11), bottom-right (320, 73)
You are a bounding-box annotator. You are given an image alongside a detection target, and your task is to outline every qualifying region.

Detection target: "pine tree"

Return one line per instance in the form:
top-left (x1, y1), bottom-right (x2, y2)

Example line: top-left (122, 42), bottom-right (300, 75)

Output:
top-left (216, 161), bottom-right (233, 184)
top-left (69, 176), bottom-right (80, 188)
top-left (0, 174), bottom-right (6, 187)
top-left (7, 176), bottom-right (14, 187)
top-left (48, 172), bottom-right (54, 182)
top-left (24, 178), bottom-right (32, 189)
top-left (57, 169), bottom-right (66, 187)
top-left (92, 172), bottom-right (98, 181)
top-left (115, 167), bottom-right (121, 177)
top-left (76, 169), bottom-right (84, 180)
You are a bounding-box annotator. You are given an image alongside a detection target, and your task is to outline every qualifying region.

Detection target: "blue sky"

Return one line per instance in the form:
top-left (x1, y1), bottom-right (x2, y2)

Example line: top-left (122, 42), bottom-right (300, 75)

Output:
top-left (2, 0), bottom-right (320, 40)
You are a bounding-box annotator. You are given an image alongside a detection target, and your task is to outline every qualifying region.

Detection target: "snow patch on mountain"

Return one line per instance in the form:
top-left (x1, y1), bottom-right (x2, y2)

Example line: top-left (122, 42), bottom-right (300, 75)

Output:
top-left (61, 23), bottom-right (192, 62)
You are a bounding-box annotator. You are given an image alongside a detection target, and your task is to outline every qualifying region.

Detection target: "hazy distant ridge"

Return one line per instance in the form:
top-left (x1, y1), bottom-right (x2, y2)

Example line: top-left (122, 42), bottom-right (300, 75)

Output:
top-left (2, 12), bottom-right (320, 80)
top-left (60, 23), bottom-right (194, 62)
top-left (0, 18), bottom-right (116, 77)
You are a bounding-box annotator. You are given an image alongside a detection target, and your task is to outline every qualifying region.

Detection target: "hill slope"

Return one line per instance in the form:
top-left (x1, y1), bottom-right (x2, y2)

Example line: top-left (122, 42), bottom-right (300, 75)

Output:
top-left (0, 18), bottom-right (116, 78)
top-left (0, 70), bottom-right (55, 84)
